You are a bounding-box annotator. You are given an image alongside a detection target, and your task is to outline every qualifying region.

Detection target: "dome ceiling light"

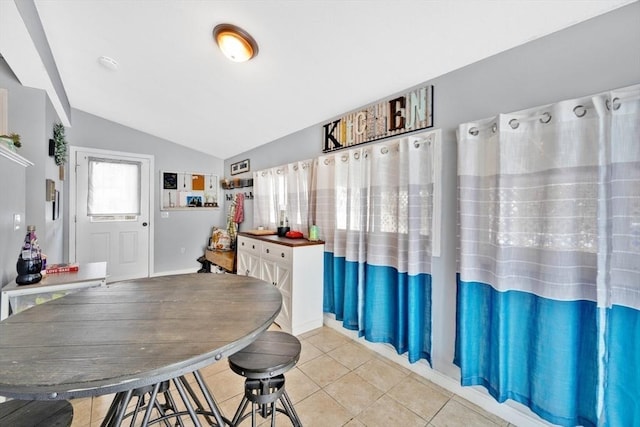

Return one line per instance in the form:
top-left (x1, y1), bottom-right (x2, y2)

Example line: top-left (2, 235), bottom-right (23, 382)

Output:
top-left (212, 23), bottom-right (258, 63)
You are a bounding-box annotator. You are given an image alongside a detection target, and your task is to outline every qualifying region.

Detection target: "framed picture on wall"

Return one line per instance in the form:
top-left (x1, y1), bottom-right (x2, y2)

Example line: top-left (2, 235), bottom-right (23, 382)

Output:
top-left (163, 172), bottom-right (178, 189)
top-left (231, 159), bottom-right (250, 175)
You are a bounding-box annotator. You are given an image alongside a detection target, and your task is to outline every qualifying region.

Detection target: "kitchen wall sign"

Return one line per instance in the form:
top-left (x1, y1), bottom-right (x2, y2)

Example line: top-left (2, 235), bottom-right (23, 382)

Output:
top-left (322, 85), bottom-right (433, 153)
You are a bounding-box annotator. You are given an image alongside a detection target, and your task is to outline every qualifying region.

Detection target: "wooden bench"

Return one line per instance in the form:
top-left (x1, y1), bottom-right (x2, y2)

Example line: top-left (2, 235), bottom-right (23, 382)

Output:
top-left (0, 399), bottom-right (73, 427)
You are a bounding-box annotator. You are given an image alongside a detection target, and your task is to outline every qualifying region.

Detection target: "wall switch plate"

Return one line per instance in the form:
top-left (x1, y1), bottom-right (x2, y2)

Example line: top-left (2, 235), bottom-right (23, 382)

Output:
top-left (13, 214), bottom-right (21, 230)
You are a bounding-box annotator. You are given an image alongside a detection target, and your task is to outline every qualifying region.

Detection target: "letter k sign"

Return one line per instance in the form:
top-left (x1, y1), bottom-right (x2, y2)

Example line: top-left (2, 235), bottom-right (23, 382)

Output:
top-left (323, 120), bottom-right (342, 152)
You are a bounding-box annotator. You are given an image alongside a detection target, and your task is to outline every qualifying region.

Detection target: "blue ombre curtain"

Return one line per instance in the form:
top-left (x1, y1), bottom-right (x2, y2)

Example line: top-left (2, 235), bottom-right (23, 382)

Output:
top-left (456, 85), bottom-right (640, 426)
top-left (314, 130), bottom-right (441, 364)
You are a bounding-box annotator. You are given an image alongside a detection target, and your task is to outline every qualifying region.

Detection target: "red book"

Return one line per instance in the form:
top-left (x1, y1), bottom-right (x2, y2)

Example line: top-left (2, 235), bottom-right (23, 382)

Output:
top-left (44, 263), bottom-right (79, 274)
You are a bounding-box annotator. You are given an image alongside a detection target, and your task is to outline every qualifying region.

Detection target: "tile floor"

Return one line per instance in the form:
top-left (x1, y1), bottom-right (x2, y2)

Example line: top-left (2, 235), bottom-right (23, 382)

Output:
top-left (69, 326), bottom-right (512, 427)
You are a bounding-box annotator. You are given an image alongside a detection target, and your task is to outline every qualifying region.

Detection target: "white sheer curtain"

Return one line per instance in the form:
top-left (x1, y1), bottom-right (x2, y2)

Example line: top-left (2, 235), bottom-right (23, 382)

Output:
top-left (458, 84), bottom-right (640, 308)
top-left (88, 157), bottom-right (140, 216)
top-left (253, 159), bottom-right (314, 233)
top-left (316, 130), bottom-right (441, 270)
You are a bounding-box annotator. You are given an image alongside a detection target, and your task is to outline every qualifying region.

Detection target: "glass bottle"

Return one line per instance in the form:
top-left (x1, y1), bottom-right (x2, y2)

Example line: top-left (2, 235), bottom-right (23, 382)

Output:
top-left (16, 225), bottom-right (43, 285)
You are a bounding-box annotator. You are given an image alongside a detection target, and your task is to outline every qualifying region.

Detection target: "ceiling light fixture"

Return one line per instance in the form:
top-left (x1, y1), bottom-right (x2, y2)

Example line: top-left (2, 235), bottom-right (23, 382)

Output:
top-left (212, 24), bottom-right (258, 63)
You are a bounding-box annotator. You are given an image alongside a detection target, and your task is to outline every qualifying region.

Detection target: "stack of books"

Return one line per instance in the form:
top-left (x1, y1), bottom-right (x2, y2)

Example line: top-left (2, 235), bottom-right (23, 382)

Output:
top-left (44, 263), bottom-right (79, 274)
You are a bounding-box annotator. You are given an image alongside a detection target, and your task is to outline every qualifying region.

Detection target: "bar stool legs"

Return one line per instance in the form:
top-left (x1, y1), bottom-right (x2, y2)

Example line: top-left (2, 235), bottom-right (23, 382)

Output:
top-left (100, 371), bottom-right (229, 427)
top-left (230, 375), bottom-right (301, 427)
top-left (227, 331), bottom-right (303, 427)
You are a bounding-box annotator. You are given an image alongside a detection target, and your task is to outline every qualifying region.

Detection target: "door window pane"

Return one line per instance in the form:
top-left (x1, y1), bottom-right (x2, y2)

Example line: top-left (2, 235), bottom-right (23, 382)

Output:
top-left (88, 157), bottom-right (141, 216)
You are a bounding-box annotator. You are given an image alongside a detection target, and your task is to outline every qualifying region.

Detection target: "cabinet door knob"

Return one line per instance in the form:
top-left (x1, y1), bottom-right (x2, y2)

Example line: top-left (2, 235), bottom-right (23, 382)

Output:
top-left (281, 252), bottom-right (285, 258)
top-left (252, 245), bottom-right (255, 249)
top-left (266, 248), bottom-right (270, 254)
top-left (241, 242), bottom-right (245, 246)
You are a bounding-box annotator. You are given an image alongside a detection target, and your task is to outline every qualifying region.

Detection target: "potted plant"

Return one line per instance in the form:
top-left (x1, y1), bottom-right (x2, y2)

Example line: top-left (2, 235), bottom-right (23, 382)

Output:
top-left (53, 123), bottom-right (67, 166)
top-left (0, 132), bottom-right (21, 151)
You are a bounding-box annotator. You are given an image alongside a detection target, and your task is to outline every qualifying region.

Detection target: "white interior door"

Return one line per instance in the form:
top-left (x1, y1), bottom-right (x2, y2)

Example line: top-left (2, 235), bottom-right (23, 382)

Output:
top-left (74, 149), bottom-right (151, 282)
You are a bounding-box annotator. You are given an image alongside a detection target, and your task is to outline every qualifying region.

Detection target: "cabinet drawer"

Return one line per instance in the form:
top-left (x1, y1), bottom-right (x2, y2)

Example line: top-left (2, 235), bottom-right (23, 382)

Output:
top-left (237, 236), bottom-right (260, 255)
top-left (261, 242), bottom-right (292, 263)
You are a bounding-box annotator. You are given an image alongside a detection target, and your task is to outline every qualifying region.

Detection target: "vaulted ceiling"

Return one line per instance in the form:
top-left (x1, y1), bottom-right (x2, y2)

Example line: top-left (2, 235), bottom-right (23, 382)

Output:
top-left (2, 1), bottom-right (634, 159)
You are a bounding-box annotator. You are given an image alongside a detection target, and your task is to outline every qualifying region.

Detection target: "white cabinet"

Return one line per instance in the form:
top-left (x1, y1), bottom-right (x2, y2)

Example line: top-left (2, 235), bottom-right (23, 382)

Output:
top-left (236, 234), bottom-right (324, 336)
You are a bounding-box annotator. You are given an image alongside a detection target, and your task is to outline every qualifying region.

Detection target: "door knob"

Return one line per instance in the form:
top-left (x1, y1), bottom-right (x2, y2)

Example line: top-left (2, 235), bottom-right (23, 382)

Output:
top-left (142, 222), bottom-right (148, 226)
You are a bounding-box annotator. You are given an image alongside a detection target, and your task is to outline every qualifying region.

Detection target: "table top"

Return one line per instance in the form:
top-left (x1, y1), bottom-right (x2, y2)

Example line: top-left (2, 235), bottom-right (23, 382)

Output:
top-left (0, 273), bottom-right (281, 400)
top-left (2, 261), bottom-right (107, 292)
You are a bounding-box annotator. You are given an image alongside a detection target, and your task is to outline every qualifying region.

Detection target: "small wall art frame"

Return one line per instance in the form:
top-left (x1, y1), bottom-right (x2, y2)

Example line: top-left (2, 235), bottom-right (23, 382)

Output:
top-left (230, 159), bottom-right (250, 175)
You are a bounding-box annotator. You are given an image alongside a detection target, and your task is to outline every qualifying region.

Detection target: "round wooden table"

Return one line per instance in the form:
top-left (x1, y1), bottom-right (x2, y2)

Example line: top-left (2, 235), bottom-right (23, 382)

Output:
top-left (0, 273), bottom-right (282, 425)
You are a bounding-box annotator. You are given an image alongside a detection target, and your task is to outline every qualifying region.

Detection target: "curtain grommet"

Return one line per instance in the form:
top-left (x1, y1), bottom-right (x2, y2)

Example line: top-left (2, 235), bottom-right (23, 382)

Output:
top-left (573, 105), bottom-right (587, 118)
top-left (539, 112), bottom-right (552, 124)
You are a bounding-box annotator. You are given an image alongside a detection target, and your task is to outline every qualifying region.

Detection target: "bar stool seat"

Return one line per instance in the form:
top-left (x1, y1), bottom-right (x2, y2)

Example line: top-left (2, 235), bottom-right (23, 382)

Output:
top-left (0, 399), bottom-right (73, 427)
top-left (228, 331), bottom-right (302, 427)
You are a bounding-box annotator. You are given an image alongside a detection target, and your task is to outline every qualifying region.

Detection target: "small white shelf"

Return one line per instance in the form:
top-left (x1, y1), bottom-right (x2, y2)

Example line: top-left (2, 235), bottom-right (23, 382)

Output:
top-left (0, 143), bottom-right (33, 167)
top-left (160, 170), bottom-right (219, 211)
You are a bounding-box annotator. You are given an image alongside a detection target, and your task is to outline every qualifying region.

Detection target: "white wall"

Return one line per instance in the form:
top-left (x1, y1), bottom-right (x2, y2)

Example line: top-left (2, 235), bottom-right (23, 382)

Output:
top-left (0, 59), bottom-right (64, 280)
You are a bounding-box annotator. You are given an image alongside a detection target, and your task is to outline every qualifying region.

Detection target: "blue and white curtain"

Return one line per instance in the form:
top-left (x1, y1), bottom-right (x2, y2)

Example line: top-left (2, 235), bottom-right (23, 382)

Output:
top-left (456, 84), bottom-right (640, 426)
top-left (314, 129), bottom-right (441, 363)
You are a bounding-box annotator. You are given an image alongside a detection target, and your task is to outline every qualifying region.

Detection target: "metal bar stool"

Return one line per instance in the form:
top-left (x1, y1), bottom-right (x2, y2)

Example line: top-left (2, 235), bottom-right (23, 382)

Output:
top-left (228, 331), bottom-right (302, 427)
top-left (0, 399), bottom-right (73, 427)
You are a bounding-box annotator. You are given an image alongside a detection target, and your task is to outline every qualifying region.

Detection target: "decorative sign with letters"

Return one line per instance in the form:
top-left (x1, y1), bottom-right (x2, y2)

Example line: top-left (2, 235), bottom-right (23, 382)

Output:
top-left (322, 85), bottom-right (433, 153)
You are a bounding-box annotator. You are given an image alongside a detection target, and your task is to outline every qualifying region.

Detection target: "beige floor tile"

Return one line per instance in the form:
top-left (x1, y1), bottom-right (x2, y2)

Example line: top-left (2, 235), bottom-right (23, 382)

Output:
top-left (327, 341), bottom-right (376, 370)
top-left (65, 326), bottom-right (513, 427)
top-left (283, 367), bottom-right (321, 404)
top-left (294, 389), bottom-right (354, 427)
top-left (303, 327), bottom-right (351, 353)
top-left (356, 394), bottom-right (428, 427)
top-left (386, 376), bottom-right (450, 421)
top-left (324, 371), bottom-right (384, 416)
top-left (298, 327), bottom-right (323, 340)
top-left (343, 419), bottom-right (367, 427)
top-left (70, 397), bottom-right (92, 427)
top-left (375, 353), bottom-right (414, 376)
top-left (298, 354), bottom-right (350, 387)
top-left (200, 358), bottom-right (231, 376)
top-left (354, 357), bottom-right (409, 392)
top-left (412, 373), bottom-right (455, 398)
top-left (430, 399), bottom-right (503, 427)
top-left (451, 395), bottom-right (509, 426)
top-left (298, 340), bottom-right (324, 365)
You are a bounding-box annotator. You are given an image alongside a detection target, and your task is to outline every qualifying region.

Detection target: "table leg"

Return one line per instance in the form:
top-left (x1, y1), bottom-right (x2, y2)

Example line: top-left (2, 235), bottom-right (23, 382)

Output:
top-left (100, 389), bottom-right (133, 427)
top-left (192, 370), bottom-right (229, 426)
top-left (99, 371), bottom-right (230, 427)
top-left (171, 377), bottom-right (203, 427)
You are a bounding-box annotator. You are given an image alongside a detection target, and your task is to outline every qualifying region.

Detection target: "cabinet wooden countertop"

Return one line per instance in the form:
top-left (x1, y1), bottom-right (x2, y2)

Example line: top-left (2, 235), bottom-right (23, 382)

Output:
top-left (238, 232), bottom-right (324, 248)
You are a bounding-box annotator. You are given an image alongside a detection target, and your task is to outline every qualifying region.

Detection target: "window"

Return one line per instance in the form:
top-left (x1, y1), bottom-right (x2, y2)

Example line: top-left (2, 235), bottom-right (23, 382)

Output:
top-left (88, 157), bottom-right (141, 220)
